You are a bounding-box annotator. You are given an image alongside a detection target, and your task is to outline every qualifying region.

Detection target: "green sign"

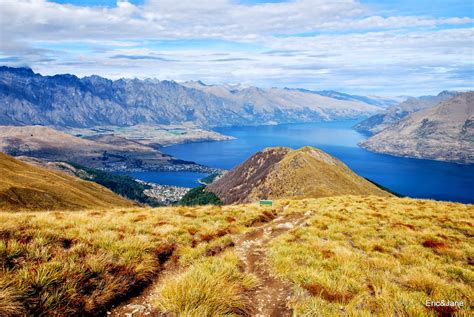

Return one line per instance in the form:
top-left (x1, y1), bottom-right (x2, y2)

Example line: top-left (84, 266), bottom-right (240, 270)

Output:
top-left (259, 200), bottom-right (273, 206)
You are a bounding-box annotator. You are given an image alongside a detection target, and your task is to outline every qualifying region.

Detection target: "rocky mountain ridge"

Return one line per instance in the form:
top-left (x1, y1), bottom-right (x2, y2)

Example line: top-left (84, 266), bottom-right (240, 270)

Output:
top-left (0, 66), bottom-right (381, 129)
top-left (354, 90), bottom-right (459, 134)
top-left (361, 92), bottom-right (474, 164)
top-left (293, 89), bottom-right (401, 107)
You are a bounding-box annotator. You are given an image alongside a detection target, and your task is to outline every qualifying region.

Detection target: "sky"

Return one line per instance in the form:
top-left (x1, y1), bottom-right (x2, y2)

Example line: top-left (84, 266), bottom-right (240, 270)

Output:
top-left (0, 0), bottom-right (473, 96)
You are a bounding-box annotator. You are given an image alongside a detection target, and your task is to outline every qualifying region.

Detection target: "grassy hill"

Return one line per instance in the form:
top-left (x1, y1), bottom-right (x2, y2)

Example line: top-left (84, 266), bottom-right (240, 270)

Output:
top-left (267, 196), bottom-right (473, 316)
top-left (16, 157), bottom-right (162, 206)
top-left (208, 146), bottom-right (391, 204)
top-left (0, 196), bottom-right (472, 315)
top-left (0, 153), bottom-right (135, 211)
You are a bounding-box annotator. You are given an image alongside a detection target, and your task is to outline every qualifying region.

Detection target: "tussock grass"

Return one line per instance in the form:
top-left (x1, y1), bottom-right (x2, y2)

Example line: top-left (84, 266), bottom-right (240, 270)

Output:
top-left (1, 195), bottom-right (472, 316)
top-left (0, 277), bottom-right (24, 316)
top-left (0, 203), bottom-right (273, 315)
top-left (267, 196), bottom-right (474, 316)
top-left (157, 251), bottom-right (257, 316)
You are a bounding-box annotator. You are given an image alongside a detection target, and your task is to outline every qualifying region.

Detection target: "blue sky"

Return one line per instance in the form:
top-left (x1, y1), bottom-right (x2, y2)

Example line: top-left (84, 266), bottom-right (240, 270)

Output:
top-left (47, 0), bottom-right (474, 20)
top-left (1, 0), bottom-right (472, 95)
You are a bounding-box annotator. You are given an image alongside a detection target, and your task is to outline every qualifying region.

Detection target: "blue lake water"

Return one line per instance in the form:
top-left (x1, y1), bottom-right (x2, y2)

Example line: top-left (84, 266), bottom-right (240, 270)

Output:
top-left (128, 120), bottom-right (474, 203)
top-left (122, 171), bottom-right (208, 188)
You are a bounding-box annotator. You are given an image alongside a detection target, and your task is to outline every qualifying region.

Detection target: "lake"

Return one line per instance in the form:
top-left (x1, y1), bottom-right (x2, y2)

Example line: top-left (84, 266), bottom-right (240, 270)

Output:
top-left (127, 120), bottom-right (474, 203)
top-left (122, 171), bottom-right (208, 188)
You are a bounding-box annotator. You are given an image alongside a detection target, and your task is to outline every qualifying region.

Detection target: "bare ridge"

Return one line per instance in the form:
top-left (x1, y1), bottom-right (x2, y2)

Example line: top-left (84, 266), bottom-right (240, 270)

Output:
top-left (207, 146), bottom-right (391, 204)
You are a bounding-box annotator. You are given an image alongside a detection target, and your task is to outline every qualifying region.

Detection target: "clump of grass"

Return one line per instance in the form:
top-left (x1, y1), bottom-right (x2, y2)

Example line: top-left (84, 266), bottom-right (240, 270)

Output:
top-left (0, 203), bottom-right (278, 315)
top-left (0, 277), bottom-right (24, 316)
top-left (267, 195), bottom-right (474, 316)
top-left (156, 251), bottom-right (257, 316)
top-left (178, 235), bottom-right (235, 267)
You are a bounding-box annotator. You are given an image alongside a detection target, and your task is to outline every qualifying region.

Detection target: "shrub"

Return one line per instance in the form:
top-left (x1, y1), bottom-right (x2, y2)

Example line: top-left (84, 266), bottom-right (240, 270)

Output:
top-left (178, 186), bottom-right (223, 206)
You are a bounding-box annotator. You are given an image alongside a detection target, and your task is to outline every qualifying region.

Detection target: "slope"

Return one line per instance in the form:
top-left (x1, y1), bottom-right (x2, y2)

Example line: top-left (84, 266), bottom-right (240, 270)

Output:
top-left (0, 152), bottom-right (135, 211)
top-left (0, 125), bottom-right (180, 171)
top-left (207, 146), bottom-right (391, 204)
top-left (184, 81), bottom-right (381, 123)
top-left (1, 196), bottom-right (471, 316)
top-left (295, 89), bottom-right (399, 107)
top-left (354, 90), bottom-right (458, 134)
top-left (361, 92), bottom-right (474, 163)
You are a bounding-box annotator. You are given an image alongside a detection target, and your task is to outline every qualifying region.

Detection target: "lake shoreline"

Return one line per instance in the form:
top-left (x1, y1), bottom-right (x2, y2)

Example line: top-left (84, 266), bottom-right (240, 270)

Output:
top-left (127, 121), bottom-right (473, 204)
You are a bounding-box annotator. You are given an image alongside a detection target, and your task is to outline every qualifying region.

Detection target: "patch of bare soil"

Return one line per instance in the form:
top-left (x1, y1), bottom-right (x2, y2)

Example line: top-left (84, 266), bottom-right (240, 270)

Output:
top-left (234, 213), bottom-right (311, 317)
top-left (107, 259), bottom-right (176, 317)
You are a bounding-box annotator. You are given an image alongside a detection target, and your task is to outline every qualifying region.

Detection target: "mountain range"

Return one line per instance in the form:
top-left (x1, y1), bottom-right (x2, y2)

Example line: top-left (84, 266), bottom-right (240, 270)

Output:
top-left (361, 92), bottom-right (474, 164)
top-left (2, 66), bottom-right (471, 165)
top-left (0, 67), bottom-right (381, 129)
top-left (354, 90), bottom-right (459, 134)
top-left (207, 146), bottom-right (391, 204)
top-left (296, 89), bottom-right (401, 107)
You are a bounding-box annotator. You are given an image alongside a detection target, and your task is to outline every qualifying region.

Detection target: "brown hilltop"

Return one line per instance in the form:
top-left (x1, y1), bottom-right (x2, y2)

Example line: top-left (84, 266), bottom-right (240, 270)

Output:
top-left (207, 146), bottom-right (391, 204)
top-left (0, 152), bottom-right (135, 211)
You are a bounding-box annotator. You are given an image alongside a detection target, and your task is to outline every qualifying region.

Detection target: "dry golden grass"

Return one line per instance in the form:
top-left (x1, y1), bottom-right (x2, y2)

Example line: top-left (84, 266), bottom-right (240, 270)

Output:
top-left (157, 250), bottom-right (257, 316)
top-left (1, 195), bottom-right (472, 316)
top-left (267, 196), bottom-right (474, 316)
top-left (0, 203), bottom-right (274, 315)
top-left (0, 153), bottom-right (134, 211)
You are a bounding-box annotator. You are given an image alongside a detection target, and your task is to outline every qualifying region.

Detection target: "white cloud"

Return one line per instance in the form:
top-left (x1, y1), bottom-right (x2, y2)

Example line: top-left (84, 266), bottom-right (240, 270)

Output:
top-left (0, 0), bottom-right (472, 95)
top-left (2, 0), bottom-right (471, 42)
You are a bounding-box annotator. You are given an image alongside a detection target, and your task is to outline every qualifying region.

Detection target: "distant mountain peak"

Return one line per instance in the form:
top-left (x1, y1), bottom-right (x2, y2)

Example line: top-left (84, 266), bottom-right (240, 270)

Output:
top-left (354, 90), bottom-right (460, 134)
top-left (437, 90), bottom-right (458, 97)
top-left (297, 89), bottom-right (400, 108)
top-left (48, 73), bottom-right (81, 85)
top-left (0, 66), bottom-right (35, 76)
top-left (361, 92), bottom-right (474, 164)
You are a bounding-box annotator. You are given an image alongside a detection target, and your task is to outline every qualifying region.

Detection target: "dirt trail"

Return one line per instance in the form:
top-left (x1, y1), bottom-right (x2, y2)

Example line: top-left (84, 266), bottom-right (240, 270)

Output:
top-left (109, 212), bottom-right (312, 317)
top-left (234, 213), bottom-right (311, 317)
top-left (108, 261), bottom-right (175, 317)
